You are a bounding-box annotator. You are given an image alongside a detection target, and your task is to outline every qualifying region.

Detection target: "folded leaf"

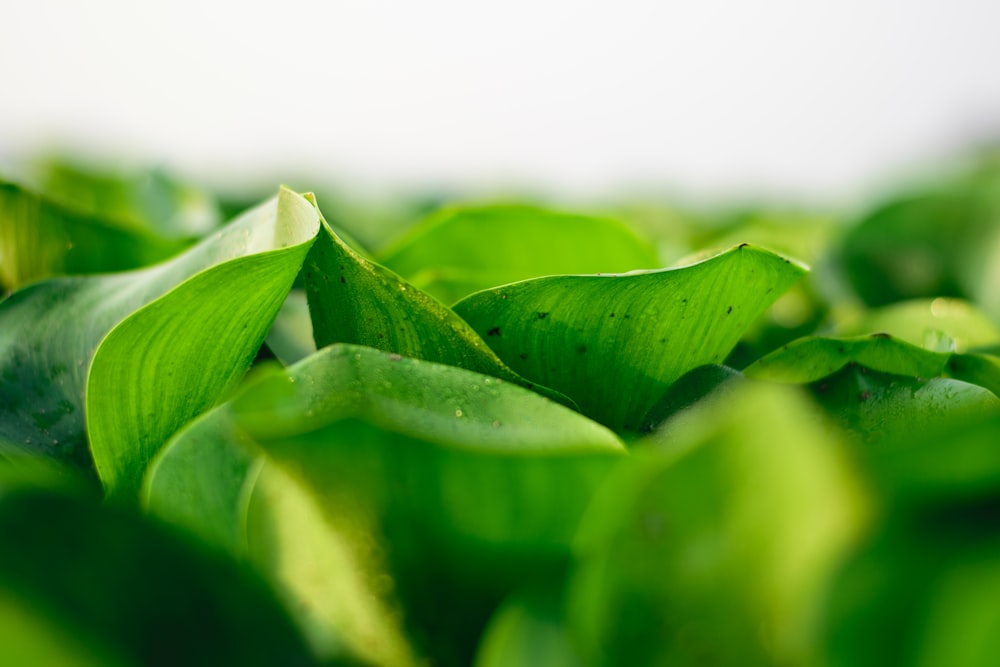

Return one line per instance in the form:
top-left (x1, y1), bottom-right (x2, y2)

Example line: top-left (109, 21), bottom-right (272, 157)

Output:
top-left (0, 188), bottom-right (319, 490)
top-left (303, 200), bottom-right (574, 406)
top-left (453, 244), bottom-right (806, 432)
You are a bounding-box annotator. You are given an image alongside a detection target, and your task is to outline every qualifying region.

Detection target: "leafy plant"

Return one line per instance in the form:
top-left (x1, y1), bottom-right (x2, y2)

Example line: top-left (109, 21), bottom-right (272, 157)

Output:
top-left (2, 153), bottom-right (1000, 666)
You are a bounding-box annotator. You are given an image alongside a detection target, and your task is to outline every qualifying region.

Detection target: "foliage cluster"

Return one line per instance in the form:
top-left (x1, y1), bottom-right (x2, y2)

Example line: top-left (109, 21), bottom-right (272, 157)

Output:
top-left (2, 153), bottom-right (1000, 666)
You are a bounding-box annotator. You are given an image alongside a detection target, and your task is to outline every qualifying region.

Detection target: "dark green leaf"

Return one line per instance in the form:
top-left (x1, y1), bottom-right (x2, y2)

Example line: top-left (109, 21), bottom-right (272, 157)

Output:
top-left (0, 488), bottom-right (315, 667)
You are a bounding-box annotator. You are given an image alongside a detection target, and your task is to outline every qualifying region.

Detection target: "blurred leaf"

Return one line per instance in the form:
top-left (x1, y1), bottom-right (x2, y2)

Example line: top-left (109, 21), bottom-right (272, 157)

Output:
top-left (824, 507), bottom-right (1000, 667)
top-left (0, 488), bottom-right (315, 667)
top-left (453, 244), bottom-right (806, 432)
top-left (861, 411), bottom-right (1000, 509)
top-left (0, 188), bottom-right (318, 487)
top-left (835, 298), bottom-right (1000, 351)
top-left (745, 334), bottom-right (1000, 398)
top-left (266, 289), bottom-right (317, 366)
top-left (567, 383), bottom-right (867, 666)
top-left (474, 583), bottom-right (584, 667)
top-left (0, 181), bottom-right (189, 292)
top-left (146, 343), bottom-right (624, 666)
top-left (303, 199), bottom-right (574, 406)
top-left (378, 204), bottom-right (660, 305)
top-left (838, 158), bottom-right (1000, 318)
top-left (29, 158), bottom-right (222, 238)
top-left (637, 363), bottom-right (744, 433)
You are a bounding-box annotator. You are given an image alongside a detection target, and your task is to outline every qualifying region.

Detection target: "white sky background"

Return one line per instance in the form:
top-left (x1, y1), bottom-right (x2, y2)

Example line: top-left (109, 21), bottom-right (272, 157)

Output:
top-left (3, 0), bottom-right (1000, 204)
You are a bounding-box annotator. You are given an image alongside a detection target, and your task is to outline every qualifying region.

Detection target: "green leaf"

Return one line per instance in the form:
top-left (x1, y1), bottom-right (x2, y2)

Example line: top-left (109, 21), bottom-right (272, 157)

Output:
top-left (265, 290), bottom-right (318, 366)
top-left (838, 157), bottom-right (1000, 318)
top-left (861, 411), bottom-right (1000, 508)
top-left (0, 180), bottom-right (189, 292)
top-left (744, 334), bottom-right (1000, 398)
top-left (378, 204), bottom-right (660, 305)
top-left (0, 487), bottom-right (316, 667)
top-left (453, 244), bottom-right (807, 432)
top-left (567, 383), bottom-right (867, 667)
top-left (474, 584), bottom-right (584, 667)
top-left (28, 158), bottom-right (222, 239)
top-left (302, 200), bottom-right (574, 406)
top-left (823, 508), bottom-right (1000, 667)
top-left (145, 343), bottom-right (624, 665)
top-left (834, 298), bottom-right (1000, 351)
top-left (0, 187), bottom-right (319, 488)
top-left (745, 335), bottom-right (1000, 443)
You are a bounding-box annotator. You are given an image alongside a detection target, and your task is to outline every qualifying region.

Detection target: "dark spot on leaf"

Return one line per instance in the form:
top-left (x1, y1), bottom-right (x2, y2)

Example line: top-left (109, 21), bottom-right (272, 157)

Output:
top-left (871, 332), bottom-right (891, 339)
top-left (487, 327), bottom-right (501, 337)
top-left (766, 288), bottom-right (773, 294)
top-left (537, 312), bottom-right (548, 319)
top-left (376, 332), bottom-right (384, 339)
top-left (682, 298), bottom-right (688, 304)
top-left (859, 390), bottom-right (870, 401)
top-left (576, 344), bottom-right (587, 355)
top-left (660, 338), bottom-right (667, 344)
top-left (837, 346), bottom-right (845, 353)
top-left (727, 306), bottom-right (733, 314)
top-left (623, 314), bottom-right (630, 319)
top-left (519, 353), bottom-right (528, 360)
top-left (738, 242), bottom-right (749, 249)
top-left (609, 312), bottom-right (615, 318)
top-left (340, 276), bottom-right (346, 283)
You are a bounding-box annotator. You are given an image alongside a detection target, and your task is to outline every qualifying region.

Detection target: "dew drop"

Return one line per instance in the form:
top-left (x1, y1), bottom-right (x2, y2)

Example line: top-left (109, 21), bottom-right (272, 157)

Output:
top-left (455, 409), bottom-right (463, 418)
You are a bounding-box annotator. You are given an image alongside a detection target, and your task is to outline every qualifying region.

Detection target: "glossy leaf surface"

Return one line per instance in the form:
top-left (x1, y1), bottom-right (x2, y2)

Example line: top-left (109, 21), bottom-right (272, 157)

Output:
top-left (453, 244), bottom-right (806, 432)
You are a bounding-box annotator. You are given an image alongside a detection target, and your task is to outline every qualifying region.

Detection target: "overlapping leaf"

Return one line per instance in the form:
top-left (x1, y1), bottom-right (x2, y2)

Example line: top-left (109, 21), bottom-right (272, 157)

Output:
top-left (0, 188), bottom-right (319, 495)
top-left (745, 334), bottom-right (1000, 398)
top-left (302, 202), bottom-right (573, 406)
top-left (745, 335), bottom-right (1000, 443)
top-left (453, 244), bottom-right (807, 432)
top-left (145, 344), bottom-right (625, 666)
